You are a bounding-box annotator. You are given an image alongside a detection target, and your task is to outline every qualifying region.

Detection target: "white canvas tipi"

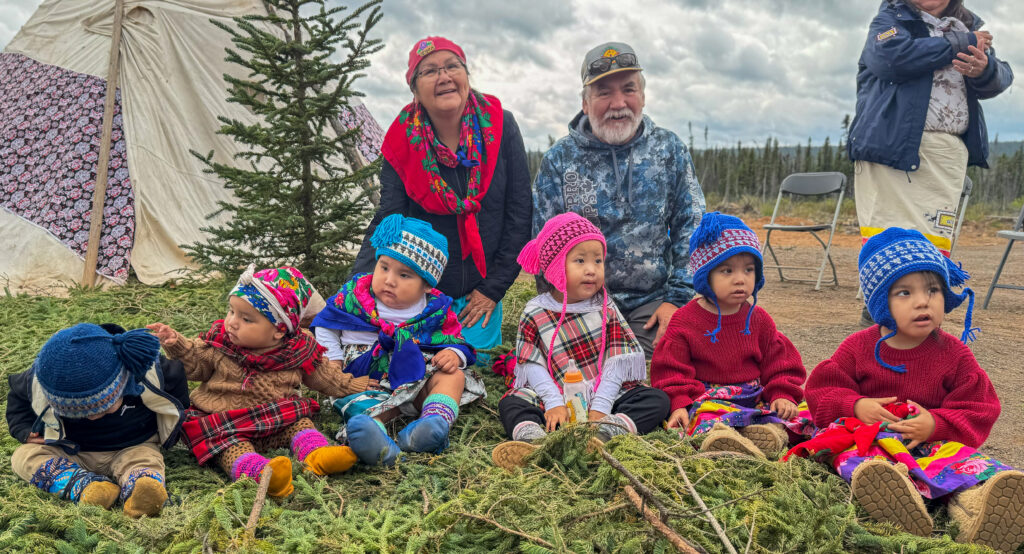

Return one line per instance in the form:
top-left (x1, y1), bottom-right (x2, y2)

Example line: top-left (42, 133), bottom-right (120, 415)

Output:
top-left (0, 0), bottom-right (383, 293)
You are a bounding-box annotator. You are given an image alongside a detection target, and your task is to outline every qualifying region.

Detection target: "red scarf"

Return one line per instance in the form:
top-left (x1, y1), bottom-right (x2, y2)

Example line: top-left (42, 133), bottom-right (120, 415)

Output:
top-left (782, 402), bottom-right (915, 461)
top-left (200, 320), bottom-right (325, 377)
top-left (381, 91), bottom-right (503, 278)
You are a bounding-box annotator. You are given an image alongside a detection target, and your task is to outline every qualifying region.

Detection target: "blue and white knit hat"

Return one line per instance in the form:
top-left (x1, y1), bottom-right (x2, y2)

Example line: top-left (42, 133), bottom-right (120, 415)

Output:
top-left (859, 227), bottom-right (977, 372)
top-left (33, 323), bottom-right (161, 418)
top-left (370, 214), bottom-right (449, 287)
top-left (688, 212), bottom-right (764, 343)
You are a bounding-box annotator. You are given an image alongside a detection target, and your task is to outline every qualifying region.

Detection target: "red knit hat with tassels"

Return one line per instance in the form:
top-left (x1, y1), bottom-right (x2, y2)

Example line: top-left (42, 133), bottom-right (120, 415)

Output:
top-left (518, 213), bottom-right (610, 391)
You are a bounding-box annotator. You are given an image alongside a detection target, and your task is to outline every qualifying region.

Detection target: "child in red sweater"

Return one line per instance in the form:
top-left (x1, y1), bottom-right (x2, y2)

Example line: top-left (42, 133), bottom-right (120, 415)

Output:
top-left (650, 212), bottom-right (808, 458)
top-left (801, 228), bottom-right (1023, 550)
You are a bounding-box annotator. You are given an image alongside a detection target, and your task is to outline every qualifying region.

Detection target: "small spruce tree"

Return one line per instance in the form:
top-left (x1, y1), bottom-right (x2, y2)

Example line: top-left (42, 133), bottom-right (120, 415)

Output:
top-left (186, 0), bottom-right (383, 290)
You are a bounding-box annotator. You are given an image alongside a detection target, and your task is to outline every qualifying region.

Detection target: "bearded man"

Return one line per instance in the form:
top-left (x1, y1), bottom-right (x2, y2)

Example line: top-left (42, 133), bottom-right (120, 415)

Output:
top-left (532, 42), bottom-right (706, 357)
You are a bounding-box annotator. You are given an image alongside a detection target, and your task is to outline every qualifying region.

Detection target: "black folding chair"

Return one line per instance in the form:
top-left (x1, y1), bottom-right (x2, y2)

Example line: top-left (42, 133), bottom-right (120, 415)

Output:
top-left (982, 202), bottom-right (1024, 309)
top-left (761, 172), bottom-right (846, 291)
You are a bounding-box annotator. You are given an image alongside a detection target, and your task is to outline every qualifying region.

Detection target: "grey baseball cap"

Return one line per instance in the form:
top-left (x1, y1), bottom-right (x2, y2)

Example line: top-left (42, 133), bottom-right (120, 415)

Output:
top-left (580, 42), bottom-right (643, 86)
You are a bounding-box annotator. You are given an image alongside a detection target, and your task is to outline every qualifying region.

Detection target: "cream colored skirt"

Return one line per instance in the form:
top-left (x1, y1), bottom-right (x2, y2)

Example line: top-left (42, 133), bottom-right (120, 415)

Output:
top-left (854, 131), bottom-right (968, 255)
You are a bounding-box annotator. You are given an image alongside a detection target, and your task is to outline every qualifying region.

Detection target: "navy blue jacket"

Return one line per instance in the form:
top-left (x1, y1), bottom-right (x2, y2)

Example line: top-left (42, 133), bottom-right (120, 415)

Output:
top-left (847, 1), bottom-right (1013, 171)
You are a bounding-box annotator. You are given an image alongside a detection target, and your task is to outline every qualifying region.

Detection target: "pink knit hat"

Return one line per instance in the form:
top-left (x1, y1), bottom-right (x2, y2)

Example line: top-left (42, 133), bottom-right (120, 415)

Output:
top-left (518, 213), bottom-right (610, 390)
top-left (517, 213), bottom-right (606, 291)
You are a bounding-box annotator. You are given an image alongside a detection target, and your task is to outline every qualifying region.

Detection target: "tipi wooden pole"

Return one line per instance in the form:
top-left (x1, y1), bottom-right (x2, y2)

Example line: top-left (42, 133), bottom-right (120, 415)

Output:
top-left (82, 0), bottom-right (126, 286)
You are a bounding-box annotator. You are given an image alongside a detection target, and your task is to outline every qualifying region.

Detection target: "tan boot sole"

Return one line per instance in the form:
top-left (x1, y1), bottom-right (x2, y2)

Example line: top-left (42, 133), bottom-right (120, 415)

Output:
top-left (740, 424), bottom-right (787, 453)
top-left (962, 471), bottom-right (1024, 552)
top-left (123, 477), bottom-right (167, 518)
top-left (80, 481), bottom-right (121, 510)
top-left (700, 424), bottom-right (766, 459)
top-left (491, 441), bottom-right (538, 470)
top-left (851, 461), bottom-right (932, 536)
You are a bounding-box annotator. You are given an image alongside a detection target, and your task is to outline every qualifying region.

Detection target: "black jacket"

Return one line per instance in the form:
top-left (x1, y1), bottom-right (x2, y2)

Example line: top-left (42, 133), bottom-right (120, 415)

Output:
top-left (6, 325), bottom-right (190, 454)
top-left (353, 110), bottom-right (532, 302)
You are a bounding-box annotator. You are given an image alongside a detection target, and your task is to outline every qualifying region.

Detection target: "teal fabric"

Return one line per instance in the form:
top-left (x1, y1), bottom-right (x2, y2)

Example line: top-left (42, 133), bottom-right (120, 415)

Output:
top-left (451, 297), bottom-right (503, 363)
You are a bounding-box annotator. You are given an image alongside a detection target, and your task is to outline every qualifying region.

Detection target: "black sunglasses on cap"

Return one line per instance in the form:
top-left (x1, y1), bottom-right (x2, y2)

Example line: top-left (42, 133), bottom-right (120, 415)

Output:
top-left (587, 53), bottom-right (638, 77)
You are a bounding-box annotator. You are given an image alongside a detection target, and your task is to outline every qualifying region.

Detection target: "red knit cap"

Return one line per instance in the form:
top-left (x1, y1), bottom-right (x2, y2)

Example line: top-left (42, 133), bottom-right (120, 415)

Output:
top-left (406, 36), bottom-right (466, 85)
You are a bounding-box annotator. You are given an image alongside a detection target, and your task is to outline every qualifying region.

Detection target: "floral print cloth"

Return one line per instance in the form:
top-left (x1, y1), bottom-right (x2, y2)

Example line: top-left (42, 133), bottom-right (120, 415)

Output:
top-left (832, 428), bottom-right (1013, 498)
top-left (0, 53), bottom-right (134, 282)
top-left (682, 380), bottom-right (816, 440)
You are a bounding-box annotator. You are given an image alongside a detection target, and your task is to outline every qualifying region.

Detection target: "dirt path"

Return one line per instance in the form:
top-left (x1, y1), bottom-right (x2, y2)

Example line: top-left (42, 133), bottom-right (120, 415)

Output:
top-left (748, 220), bottom-right (1024, 467)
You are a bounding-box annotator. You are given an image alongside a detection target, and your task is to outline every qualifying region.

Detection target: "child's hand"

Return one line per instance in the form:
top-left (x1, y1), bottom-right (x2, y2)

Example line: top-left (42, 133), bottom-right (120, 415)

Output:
top-left (587, 410), bottom-right (607, 422)
top-left (430, 349), bottom-right (461, 374)
top-left (666, 408), bottom-right (690, 429)
top-left (365, 378), bottom-right (382, 391)
top-left (771, 398), bottom-right (799, 420)
top-left (853, 396), bottom-right (900, 424)
top-left (146, 323), bottom-right (177, 346)
top-left (544, 406), bottom-right (569, 432)
top-left (26, 432), bottom-right (44, 445)
top-left (887, 400), bottom-right (936, 449)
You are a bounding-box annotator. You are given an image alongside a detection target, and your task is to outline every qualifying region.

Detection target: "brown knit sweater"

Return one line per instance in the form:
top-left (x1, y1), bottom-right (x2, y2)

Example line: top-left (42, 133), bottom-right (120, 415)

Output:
top-left (164, 329), bottom-right (370, 414)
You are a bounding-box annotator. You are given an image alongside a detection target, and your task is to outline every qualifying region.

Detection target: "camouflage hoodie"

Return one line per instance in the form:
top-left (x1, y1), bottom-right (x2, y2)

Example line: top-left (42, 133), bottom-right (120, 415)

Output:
top-left (533, 112), bottom-right (705, 312)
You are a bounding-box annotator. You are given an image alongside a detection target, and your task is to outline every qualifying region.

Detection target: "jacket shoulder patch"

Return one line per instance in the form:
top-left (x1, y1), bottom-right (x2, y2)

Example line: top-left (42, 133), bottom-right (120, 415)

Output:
top-left (876, 27), bottom-right (898, 42)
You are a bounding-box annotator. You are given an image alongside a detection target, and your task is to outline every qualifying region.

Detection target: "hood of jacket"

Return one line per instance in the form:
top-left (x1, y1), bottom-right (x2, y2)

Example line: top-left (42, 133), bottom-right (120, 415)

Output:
top-left (565, 111), bottom-right (655, 204)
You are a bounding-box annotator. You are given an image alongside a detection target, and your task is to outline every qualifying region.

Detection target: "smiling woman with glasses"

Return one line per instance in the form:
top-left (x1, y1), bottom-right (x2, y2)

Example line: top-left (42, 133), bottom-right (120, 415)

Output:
top-left (350, 36), bottom-right (533, 363)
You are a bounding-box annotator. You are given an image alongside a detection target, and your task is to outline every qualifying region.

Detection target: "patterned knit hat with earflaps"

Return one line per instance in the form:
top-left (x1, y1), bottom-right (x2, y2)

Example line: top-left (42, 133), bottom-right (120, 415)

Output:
top-left (688, 212), bottom-right (764, 343)
top-left (859, 227), bottom-right (978, 373)
top-left (518, 212), bottom-right (610, 389)
top-left (33, 323), bottom-right (161, 418)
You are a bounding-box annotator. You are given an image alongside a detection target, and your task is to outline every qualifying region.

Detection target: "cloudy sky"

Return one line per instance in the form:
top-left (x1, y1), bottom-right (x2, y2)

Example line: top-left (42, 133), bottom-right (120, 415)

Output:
top-left (3, 0), bottom-right (1022, 150)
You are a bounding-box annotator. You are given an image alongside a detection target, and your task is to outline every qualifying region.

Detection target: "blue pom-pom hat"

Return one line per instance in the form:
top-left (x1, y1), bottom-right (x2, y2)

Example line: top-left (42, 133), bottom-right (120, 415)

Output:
top-left (370, 214), bottom-right (449, 287)
top-left (33, 323), bottom-right (161, 418)
top-left (858, 227), bottom-right (978, 373)
top-left (688, 212), bottom-right (764, 343)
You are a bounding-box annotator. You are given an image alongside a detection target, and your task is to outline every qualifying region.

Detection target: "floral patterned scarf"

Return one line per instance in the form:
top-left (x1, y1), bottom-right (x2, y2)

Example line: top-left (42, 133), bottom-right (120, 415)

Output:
top-left (381, 91), bottom-right (504, 278)
top-left (311, 273), bottom-right (473, 388)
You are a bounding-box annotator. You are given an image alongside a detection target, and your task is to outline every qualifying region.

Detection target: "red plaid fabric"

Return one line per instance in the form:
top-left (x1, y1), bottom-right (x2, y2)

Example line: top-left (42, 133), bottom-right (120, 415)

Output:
top-left (516, 302), bottom-right (640, 388)
top-left (181, 397), bottom-right (320, 465)
top-left (199, 320), bottom-right (326, 376)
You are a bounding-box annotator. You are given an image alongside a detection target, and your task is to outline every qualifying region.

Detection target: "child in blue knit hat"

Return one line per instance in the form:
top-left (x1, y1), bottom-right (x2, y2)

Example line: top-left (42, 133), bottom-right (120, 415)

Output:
top-left (650, 212), bottom-right (810, 458)
top-left (800, 227), bottom-right (1023, 549)
top-left (5, 323), bottom-right (189, 517)
top-left (312, 214), bottom-right (482, 466)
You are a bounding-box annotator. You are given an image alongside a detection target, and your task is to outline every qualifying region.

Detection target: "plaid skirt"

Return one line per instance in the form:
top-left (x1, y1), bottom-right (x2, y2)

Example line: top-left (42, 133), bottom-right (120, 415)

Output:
top-left (182, 397), bottom-right (320, 465)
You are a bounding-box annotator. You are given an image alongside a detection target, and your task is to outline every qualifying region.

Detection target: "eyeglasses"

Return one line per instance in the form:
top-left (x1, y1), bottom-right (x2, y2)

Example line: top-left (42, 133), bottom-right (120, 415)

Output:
top-left (587, 53), bottom-right (638, 77)
top-left (416, 62), bottom-right (465, 81)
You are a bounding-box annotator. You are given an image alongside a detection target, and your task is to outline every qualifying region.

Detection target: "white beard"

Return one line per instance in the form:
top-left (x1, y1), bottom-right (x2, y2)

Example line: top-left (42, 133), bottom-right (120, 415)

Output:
top-left (590, 108), bottom-right (642, 145)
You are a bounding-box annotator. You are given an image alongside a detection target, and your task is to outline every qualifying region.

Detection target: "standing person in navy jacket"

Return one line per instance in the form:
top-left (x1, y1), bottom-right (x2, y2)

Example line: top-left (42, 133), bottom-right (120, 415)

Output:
top-left (848, 0), bottom-right (1012, 324)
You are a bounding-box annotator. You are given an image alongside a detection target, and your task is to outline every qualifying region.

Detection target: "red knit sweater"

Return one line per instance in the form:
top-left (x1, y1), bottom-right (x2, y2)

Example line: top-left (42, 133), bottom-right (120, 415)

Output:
top-left (650, 300), bottom-right (806, 412)
top-left (805, 326), bottom-right (1000, 448)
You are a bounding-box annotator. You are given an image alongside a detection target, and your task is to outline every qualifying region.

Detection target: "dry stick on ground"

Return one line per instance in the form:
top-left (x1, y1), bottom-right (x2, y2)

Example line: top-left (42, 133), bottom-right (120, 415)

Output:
top-left (593, 440), bottom-right (673, 523)
top-left (454, 512), bottom-right (556, 550)
top-left (421, 487), bottom-right (430, 515)
top-left (245, 466), bottom-right (273, 538)
top-left (624, 486), bottom-right (701, 554)
top-left (675, 459), bottom-right (737, 554)
top-left (564, 501), bottom-right (629, 527)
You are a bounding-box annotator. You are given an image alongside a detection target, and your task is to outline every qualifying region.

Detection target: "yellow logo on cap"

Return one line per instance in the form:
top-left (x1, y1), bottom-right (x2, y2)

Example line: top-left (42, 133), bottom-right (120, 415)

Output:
top-left (603, 49), bottom-right (619, 58)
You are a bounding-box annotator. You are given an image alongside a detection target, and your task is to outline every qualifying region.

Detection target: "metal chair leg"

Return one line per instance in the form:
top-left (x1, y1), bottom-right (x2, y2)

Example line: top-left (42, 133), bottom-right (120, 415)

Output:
top-left (983, 239), bottom-right (1016, 309)
top-left (763, 231), bottom-right (785, 282)
top-left (808, 231), bottom-right (838, 291)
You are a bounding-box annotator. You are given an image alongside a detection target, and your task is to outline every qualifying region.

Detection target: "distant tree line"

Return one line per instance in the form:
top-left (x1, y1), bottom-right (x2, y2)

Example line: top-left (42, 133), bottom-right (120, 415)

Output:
top-left (526, 117), bottom-right (1024, 213)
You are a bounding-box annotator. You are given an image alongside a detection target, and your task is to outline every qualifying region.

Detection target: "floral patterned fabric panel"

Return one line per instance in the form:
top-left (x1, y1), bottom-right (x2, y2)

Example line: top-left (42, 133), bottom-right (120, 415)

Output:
top-left (0, 52), bottom-right (134, 282)
top-left (338, 103), bottom-right (383, 163)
